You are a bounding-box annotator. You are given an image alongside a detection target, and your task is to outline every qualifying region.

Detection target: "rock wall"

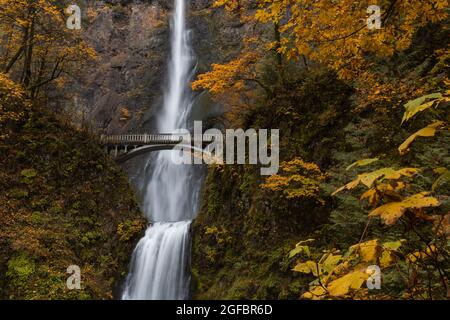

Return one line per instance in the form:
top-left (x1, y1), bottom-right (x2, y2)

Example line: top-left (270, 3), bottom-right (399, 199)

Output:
top-left (71, 0), bottom-right (169, 133)
top-left (70, 0), bottom-right (246, 134)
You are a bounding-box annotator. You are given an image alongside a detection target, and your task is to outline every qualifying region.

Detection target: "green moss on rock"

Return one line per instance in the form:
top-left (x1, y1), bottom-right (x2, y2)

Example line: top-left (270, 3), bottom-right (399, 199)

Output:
top-left (0, 94), bottom-right (145, 299)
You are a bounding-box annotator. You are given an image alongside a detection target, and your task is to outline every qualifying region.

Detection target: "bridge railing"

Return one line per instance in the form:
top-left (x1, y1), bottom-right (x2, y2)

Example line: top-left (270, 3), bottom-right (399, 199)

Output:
top-left (100, 133), bottom-right (216, 145)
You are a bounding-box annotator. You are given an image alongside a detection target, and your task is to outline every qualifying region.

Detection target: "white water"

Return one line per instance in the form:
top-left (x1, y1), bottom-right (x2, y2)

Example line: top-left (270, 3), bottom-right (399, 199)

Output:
top-left (122, 0), bottom-right (199, 300)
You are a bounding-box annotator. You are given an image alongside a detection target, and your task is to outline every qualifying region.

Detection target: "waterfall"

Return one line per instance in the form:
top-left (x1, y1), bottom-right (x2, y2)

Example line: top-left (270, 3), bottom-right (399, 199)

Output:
top-left (122, 0), bottom-right (200, 300)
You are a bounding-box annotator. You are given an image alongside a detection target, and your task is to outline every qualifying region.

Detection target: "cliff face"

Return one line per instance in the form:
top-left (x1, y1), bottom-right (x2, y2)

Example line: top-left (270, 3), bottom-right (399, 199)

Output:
top-left (71, 0), bottom-right (169, 133)
top-left (70, 0), bottom-right (245, 134)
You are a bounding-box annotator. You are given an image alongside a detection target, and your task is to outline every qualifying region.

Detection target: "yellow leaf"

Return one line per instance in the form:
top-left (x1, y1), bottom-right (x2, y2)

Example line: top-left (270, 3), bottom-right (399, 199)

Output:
top-left (333, 167), bottom-right (420, 195)
top-left (369, 202), bottom-right (406, 225)
top-left (359, 168), bottom-right (396, 187)
top-left (394, 168), bottom-right (420, 177)
top-left (401, 192), bottom-right (440, 209)
top-left (332, 178), bottom-right (359, 195)
top-left (302, 285), bottom-right (327, 300)
top-left (376, 183), bottom-right (395, 192)
top-left (359, 240), bottom-right (379, 262)
top-left (292, 260), bottom-right (319, 275)
top-left (322, 254), bottom-right (342, 273)
top-left (380, 250), bottom-right (394, 268)
top-left (369, 192), bottom-right (440, 225)
top-left (379, 240), bottom-right (403, 267)
top-left (398, 121), bottom-right (444, 155)
top-left (401, 93), bottom-right (442, 124)
top-left (327, 271), bottom-right (368, 297)
top-left (394, 181), bottom-right (406, 190)
top-left (346, 158), bottom-right (379, 171)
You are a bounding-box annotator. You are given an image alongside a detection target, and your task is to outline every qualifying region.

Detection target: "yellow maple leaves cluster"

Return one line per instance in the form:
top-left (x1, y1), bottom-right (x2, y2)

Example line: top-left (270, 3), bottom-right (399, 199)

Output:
top-left (192, 52), bottom-right (260, 95)
top-left (290, 239), bottom-right (403, 299)
top-left (289, 88), bottom-right (449, 299)
top-left (261, 157), bottom-right (327, 203)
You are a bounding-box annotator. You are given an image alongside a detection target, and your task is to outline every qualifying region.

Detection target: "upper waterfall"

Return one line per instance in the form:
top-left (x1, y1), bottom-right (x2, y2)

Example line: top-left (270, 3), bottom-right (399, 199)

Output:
top-left (159, 0), bottom-right (193, 131)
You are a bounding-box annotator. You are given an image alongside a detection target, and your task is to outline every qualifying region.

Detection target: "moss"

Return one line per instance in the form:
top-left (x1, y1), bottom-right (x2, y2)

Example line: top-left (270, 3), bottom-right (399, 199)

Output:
top-left (117, 219), bottom-right (145, 242)
top-left (8, 189), bottom-right (29, 199)
top-left (20, 168), bottom-right (37, 184)
top-left (6, 255), bottom-right (35, 281)
top-left (0, 104), bottom-right (145, 300)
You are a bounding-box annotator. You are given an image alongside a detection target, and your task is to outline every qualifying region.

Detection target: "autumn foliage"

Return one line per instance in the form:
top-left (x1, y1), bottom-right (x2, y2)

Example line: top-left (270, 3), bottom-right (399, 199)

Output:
top-left (193, 0), bottom-right (449, 111)
top-left (289, 92), bottom-right (450, 299)
top-left (192, 0), bottom-right (450, 300)
top-left (0, 0), bottom-right (96, 99)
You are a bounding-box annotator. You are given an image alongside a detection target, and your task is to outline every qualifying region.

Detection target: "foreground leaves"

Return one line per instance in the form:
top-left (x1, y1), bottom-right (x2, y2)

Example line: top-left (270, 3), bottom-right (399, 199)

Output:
top-left (332, 167), bottom-right (419, 195)
top-left (346, 158), bottom-right (379, 171)
top-left (293, 239), bottom-right (403, 299)
top-left (398, 121), bottom-right (444, 155)
top-left (369, 192), bottom-right (440, 225)
top-left (432, 168), bottom-right (450, 191)
top-left (401, 93), bottom-right (445, 124)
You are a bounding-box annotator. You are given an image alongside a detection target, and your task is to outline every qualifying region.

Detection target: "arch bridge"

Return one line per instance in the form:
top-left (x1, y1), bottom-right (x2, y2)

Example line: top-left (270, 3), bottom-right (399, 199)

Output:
top-left (100, 133), bottom-right (215, 163)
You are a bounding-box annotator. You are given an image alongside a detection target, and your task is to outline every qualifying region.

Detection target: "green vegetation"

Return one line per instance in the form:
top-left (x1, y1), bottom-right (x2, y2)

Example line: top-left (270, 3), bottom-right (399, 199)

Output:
top-left (191, 1), bottom-right (449, 299)
top-left (0, 77), bottom-right (145, 299)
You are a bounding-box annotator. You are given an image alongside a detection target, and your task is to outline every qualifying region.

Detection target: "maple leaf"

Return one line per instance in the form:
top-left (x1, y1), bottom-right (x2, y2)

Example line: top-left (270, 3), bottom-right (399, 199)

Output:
top-left (288, 239), bottom-right (314, 258)
top-left (302, 285), bottom-right (327, 300)
top-left (326, 271), bottom-right (368, 297)
top-left (350, 240), bottom-right (379, 263)
top-left (401, 93), bottom-right (443, 124)
top-left (369, 192), bottom-right (440, 225)
top-left (321, 253), bottom-right (342, 274)
top-left (332, 167), bottom-right (419, 195)
top-left (398, 121), bottom-right (444, 155)
top-left (346, 158), bottom-right (379, 171)
top-left (292, 260), bottom-right (320, 276)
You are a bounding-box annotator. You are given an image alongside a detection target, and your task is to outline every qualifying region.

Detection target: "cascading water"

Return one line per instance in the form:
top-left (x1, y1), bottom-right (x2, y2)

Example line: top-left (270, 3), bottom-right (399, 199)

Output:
top-left (122, 0), bottom-right (200, 300)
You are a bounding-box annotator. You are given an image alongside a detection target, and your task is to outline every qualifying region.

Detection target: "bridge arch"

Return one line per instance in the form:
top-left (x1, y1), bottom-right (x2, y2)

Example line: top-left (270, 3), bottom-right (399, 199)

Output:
top-left (115, 144), bottom-right (219, 164)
